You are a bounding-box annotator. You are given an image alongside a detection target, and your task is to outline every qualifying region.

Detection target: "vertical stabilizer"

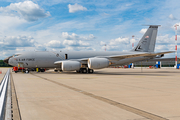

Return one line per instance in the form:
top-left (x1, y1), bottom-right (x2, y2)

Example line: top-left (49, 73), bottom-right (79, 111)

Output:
top-left (132, 25), bottom-right (160, 52)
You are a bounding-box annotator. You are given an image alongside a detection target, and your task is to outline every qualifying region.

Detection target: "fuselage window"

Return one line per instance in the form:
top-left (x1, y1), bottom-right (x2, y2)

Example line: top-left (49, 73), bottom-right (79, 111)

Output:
top-left (65, 54), bottom-right (68, 59)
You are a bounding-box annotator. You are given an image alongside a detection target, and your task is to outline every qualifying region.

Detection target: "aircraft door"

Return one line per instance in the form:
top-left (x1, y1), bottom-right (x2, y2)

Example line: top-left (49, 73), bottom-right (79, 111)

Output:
top-left (65, 54), bottom-right (68, 59)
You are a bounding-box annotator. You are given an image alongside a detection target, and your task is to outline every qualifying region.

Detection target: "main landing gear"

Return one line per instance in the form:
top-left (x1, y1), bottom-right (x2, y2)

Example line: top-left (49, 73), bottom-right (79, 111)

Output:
top-left (76, 68), bottom-right (94, 73)
top-left (36, 68), bottom-right (46, 72)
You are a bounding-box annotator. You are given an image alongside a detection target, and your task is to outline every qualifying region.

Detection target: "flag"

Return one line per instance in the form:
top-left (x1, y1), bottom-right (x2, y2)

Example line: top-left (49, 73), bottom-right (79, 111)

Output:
top-left (145, 36), bottom-right (149, 38)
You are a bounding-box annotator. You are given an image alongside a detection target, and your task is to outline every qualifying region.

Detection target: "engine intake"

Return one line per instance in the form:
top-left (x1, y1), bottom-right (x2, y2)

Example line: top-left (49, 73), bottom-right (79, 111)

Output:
top-left (62, 61), bottom-right (81, 71)
top-left (88, 58), bottom-right (109, 69)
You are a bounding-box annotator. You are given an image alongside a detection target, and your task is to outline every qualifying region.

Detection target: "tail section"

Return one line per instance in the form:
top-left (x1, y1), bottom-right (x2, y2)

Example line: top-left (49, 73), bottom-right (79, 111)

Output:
top-left (132, 25), bottom-right (160, 52)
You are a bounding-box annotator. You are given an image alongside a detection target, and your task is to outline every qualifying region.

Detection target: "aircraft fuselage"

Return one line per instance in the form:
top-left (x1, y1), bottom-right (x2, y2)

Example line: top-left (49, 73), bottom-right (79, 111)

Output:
top-left (7, 51), bottom-right (153, 68)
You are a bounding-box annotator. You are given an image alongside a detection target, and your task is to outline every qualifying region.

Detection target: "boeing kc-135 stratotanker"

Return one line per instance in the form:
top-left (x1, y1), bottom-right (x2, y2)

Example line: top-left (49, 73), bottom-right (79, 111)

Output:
top-left (4, 25), bottom-right (173, 73)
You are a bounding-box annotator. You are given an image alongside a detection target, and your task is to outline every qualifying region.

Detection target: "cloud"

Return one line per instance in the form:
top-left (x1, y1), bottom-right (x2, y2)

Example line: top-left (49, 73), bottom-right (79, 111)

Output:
top-left (103, 13), bottom-right (110, 16)
top-left (101, 45), bottom-right (119, 51)
top-left (169, 14), bottom-right (177, 20)
top-left (62, 32), bottom-right (95, 40)
top-left (155, 44), bottom-right (174, 52)
top-left (157, 34), bottom-right (172, 44)
top-left (0, 1), bottom-right (50, 21)
top-left (16, 48), bottom-right (24, 51)
top-left (100, 41), bottom-right (106, 46)
top-left (46, 40), bottom-right (65, 48)
top-left (155, 34), bottom-right (180, 53)
top-left (155, 45), bottom-right (169, 52)
top-left (0, 15), bottom-right (27, 30)
top-left (46, 39), bottom-right (90, 49)
top-left (68, 3), bottom-right (87, 13)
top-left (0, 36), bottom-right (35, 50)
top-left (100, 37), bottom-right (133, 51)
top-left (156, 34), bottom-right (180, 44)
top-left (66, 46), bottom-right (95, 51)
top-left (139, 29), bottom-right (147, 34)
top-left (62, 32), bottom-right (78, 40)
top-left (109, 37), bottom-right (129, 46)
top-left (35, 45), bottom-right (47, 51)
top-left (63, 40), bottom-right (89, 47)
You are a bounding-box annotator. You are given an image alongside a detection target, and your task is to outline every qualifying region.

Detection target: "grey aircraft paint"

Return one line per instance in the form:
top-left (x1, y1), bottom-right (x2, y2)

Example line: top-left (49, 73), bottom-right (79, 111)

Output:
top-left (132, 25), bottom-right (160, 52)
top-left (4, 25), bottom-right (173, 72)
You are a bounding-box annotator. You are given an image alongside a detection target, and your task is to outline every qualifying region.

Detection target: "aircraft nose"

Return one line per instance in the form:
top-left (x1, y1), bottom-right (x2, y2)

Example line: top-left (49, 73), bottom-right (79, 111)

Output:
top-left (3, 58), bottom-right (9, 64)
top-left (3, 56), bottom-right (13, 64)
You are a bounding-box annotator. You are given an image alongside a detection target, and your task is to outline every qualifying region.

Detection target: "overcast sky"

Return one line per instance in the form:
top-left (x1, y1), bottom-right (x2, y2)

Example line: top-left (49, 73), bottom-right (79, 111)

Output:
top-left (0, 0), bottom-right (180, 59)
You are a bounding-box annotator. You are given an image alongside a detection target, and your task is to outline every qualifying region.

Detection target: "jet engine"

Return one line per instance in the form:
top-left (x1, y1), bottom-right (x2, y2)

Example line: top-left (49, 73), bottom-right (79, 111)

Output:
top-left (88, 58), bottom-right (109, 69)
top-left (62, 61), bottom-right (81, 71)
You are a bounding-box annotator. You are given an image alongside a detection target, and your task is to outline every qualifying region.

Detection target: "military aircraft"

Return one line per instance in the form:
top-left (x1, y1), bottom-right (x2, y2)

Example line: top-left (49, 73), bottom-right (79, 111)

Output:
top-left (4, 25), bottom-right (173, 73)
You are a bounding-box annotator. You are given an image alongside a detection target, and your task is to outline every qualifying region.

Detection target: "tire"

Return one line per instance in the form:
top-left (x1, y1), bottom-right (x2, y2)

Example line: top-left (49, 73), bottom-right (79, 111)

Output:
top-left (82, 68), bottom-right (87, 73)
top-left (40, 69), bottom-right (45, 72)
top-left (88, 69), bottom-right (94, 73)
top-left (79, 68), bottom-right (87, 73)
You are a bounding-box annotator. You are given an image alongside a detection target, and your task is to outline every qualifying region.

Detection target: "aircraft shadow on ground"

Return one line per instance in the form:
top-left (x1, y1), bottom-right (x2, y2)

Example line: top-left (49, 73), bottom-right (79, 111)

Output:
top-left (34, 71), bottom-right (178, 76)
top-left (92, 72), bottom-right (171, 76)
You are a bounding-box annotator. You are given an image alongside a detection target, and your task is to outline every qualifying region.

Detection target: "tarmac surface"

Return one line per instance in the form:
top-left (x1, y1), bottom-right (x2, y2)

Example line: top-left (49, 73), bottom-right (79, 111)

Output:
top-left (0, 68), bottom-right (180, 120)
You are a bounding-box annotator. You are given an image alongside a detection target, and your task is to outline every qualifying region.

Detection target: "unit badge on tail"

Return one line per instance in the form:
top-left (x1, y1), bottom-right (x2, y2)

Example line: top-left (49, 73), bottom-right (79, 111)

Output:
top-left (135, 45), bottom-right (142, 51)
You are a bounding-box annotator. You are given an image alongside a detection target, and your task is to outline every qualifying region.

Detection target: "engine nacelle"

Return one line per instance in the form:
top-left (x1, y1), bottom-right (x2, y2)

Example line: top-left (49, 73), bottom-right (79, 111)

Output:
top-left (88, 58), bottom-right (109, 69)
top-left (62, 61), bottom-right (81, 71)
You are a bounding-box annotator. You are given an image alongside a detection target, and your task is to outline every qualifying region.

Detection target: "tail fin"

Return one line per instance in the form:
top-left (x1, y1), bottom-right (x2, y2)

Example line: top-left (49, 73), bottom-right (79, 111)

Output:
top-left (132, 25), bottom-right (160, 52)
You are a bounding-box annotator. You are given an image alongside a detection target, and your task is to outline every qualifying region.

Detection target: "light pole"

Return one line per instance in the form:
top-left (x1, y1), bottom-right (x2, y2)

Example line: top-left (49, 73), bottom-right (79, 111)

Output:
top-left (174, 24), bottom-right (179, 68)
top-left (132, 35), bottom-right (135, 68)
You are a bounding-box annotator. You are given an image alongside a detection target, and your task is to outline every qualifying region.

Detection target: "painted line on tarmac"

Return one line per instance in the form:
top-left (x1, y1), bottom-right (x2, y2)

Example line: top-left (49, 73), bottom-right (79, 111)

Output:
top-left (10, 73), bottom-right (22, 120)
top-left (31, 73), bottom-right (168, 120)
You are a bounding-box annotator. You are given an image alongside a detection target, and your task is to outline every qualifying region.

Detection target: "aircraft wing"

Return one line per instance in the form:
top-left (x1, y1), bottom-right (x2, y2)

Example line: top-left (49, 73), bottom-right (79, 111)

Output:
top-left (54, 51), bottom-right (174, 65)
top-left (143, 51), bottom-right (174, 57)
top-left (106, 51), bottom-right (174, 60)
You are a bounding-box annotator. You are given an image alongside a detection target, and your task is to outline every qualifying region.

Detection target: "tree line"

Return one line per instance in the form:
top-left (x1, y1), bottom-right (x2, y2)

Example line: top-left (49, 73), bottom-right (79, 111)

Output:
top-left (0, 60), bottom-right (12, 67)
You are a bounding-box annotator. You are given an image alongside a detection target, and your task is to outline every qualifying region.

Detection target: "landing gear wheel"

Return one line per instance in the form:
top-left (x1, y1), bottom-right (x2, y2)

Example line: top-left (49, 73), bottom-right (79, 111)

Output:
top-left (40, 69), bottom-right (45, 72)
top-left (78, 68), bottom-right (87, 73)
top-left (82, 68), bottom-right (87, 73)
top-left (25, 70), bottom-right (29, 73)
top-left (88, 69), bottom-right (94, 73)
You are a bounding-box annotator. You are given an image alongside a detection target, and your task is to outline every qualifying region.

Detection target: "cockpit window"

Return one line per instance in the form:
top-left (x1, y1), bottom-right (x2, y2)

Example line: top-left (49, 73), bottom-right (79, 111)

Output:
top-left (13, 54), bottom-right (21, 57)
